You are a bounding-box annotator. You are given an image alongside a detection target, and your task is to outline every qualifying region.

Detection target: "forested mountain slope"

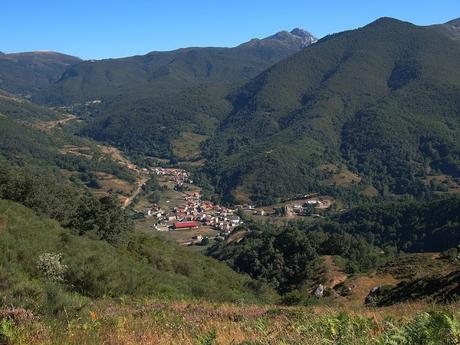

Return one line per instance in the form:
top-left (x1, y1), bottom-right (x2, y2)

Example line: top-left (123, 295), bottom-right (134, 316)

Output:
top-left (36, 29), bottom-right (316, 105)
top-left (0, 88), bottom-right (62, 122)
top-left (0, 51), bottom-right (81, 96)
top-left (29, 30), bottom-right (316, 158)
top-left (204, 17), bottom-right (460, 204)
top-left (208, 195), bottom-right (460, 296)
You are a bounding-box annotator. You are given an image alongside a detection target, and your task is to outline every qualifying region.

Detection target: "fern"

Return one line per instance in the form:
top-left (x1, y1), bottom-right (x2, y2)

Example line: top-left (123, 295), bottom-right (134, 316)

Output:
top-left (197, 328), bottom-right (219, 345)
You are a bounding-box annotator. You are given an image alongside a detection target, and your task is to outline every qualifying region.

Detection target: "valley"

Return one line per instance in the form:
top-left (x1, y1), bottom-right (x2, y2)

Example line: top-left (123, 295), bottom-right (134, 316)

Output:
top-left (1, 10), bottom-right (460, 345)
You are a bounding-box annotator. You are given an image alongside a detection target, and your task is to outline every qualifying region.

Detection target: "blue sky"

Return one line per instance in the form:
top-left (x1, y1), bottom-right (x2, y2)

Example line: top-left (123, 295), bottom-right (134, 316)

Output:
top-left (2, 0), bottom-right (459, 60)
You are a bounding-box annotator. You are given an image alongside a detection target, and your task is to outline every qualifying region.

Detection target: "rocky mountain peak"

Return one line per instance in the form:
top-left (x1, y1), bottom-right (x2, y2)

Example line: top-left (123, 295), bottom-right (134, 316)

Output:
top-left (290, 28), bottom-right (317, 46)
top-left (266, 28), bottom-right (317, 48)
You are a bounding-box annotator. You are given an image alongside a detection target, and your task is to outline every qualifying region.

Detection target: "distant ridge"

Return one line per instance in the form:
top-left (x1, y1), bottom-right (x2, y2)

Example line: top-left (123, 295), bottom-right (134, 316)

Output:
top-left (0, 27), bottom-right (316, 103)
top-left (32, 27), bottom-right (317, 105)
top-left (0, 51), bottom-right (81, 63)
top-left (0, 51), bottom-right (81, 95)
top-left (429, 17), bottom-right (460, 40)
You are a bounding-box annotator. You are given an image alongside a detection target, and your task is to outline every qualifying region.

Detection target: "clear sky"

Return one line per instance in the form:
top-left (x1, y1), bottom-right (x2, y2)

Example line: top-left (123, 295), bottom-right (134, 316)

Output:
top-left (2, 0), bottom-right (459, 60)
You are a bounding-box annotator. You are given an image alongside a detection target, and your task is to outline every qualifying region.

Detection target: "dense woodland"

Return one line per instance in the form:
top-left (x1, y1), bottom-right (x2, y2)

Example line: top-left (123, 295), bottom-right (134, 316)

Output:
top-left (203, 18), bottom-right (460, 204)
top-left (329, 196), bottom-right (460, 252)
top-left (0, 164), bottom-right (133, 244)
top-left (209, 195), bottom-right (460, 294)
top-left (208, 223), bottom-right (380, 293)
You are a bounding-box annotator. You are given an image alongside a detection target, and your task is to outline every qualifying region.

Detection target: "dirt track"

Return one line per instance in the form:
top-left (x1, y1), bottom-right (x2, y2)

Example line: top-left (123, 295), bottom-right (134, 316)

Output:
top-left (122, 177), bottom-right (148, 208)
top-left (322, 255), bottom-right (348, 288)
top-left (34, 114), bottom-right (77, 130)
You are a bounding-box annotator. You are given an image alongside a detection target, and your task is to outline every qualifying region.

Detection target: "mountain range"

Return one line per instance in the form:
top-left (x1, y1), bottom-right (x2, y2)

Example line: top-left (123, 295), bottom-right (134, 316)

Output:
top-left (13, 28), bottom-right (316, 159)
top-left (203, 17), bottom-right (460, 203)
top-left (1, 18), bottom-right (460, 205)
top-left (1, 16), bottom-right (460, 340)
top-left (27, 28), bottom-right (317, 105)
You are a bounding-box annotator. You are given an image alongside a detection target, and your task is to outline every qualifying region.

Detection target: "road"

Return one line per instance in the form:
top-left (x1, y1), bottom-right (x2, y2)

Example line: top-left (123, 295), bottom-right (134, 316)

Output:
top-left (122, 177), bottom-right (148, 208)
top-left (35, 114), bottom-right (77, 130)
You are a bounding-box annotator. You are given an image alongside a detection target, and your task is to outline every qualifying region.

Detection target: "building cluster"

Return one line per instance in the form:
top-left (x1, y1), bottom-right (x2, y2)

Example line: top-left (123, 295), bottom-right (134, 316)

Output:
top-left (242, 198), bottom-right (331, 218)
top-left (150, 167), bottom-right (192, 187)
top-left (173, 192), bottom-right (242, 234)
top-left (289, 198), bottom-right (329, 216)
top-left (142, 191), bottom-right (242, 235)
top-left (142, 204), bottom-right (171, 221)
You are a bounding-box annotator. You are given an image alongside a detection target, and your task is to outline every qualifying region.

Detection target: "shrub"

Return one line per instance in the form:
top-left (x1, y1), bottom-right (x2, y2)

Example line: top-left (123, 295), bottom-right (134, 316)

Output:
top-left (36, 253), bottom-right (68, 283)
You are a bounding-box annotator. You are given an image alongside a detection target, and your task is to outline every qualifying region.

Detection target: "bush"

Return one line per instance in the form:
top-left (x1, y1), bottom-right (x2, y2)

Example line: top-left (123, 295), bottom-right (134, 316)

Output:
top-left (36, 253), bottom-right (68, 283)
top-left (281, 290), bottom-right (310, 306)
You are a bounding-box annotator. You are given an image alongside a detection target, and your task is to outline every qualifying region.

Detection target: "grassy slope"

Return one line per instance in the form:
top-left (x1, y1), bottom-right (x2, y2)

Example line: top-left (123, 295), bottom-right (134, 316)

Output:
top-left (205, 18), bottom-right (460, 204)
top-left (4, 298), bottom-right (460, 344)
top-left (5, 203), bottom-right (457, 345)
top-left (430, 17), bottom-right (460, 41)
top-left (0, 199), bottom-right (276, 310)
top-left (1, 206), bottom-right (459, 344)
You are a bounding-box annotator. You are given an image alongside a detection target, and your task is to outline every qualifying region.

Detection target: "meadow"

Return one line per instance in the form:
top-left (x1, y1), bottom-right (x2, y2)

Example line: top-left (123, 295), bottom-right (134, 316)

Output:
top-left (3, 301), bottom-right (460, 345)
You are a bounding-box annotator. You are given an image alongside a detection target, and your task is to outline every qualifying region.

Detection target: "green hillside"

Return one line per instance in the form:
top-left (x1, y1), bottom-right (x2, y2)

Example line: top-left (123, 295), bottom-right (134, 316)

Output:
top-left (0, 51), bottom-right (81, 96)
top-left (80, 83), bottom-right (234, 158)
top-left (0, 89), bottom-right (62, 122)
top-left (38, 29), bottom-right (315, 105)
top-left (0, 90), bottom-right (137, 193)
top-left (204, 18), bottom-right (460, 204)
top-left (0, 92), bottom-right (77, 167)
top-left (31, 30), bottom-right (315, 158)
top-left (208, 195), bottom-right (460, 299)
top-left (0, 198), bottom-right (275, 315)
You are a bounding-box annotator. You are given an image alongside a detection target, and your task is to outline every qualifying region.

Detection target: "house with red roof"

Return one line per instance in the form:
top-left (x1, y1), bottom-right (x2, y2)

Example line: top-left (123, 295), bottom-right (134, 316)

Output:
top-left (173, 221), bottom-right (198, 229)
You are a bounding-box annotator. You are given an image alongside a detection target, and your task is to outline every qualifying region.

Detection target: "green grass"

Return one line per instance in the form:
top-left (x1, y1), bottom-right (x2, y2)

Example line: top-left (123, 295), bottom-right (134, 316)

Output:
top-left (0, 199), bottom-right (277, 317)
top-left (172, 132), bottom-right (209, 160)
top-left (2, 303), bottom-right (460, 344)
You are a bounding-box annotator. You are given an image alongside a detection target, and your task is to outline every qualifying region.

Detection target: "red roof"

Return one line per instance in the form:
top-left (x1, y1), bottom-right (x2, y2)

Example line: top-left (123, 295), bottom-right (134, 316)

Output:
top-left (174, 221), bottom-right (198, 229)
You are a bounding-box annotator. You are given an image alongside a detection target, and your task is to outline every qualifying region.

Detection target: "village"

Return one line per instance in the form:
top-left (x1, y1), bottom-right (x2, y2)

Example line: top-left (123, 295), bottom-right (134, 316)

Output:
top-left (132, 166), bottom-right (333, 246)
top-left (136, 167), bottom-right (243, 246)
